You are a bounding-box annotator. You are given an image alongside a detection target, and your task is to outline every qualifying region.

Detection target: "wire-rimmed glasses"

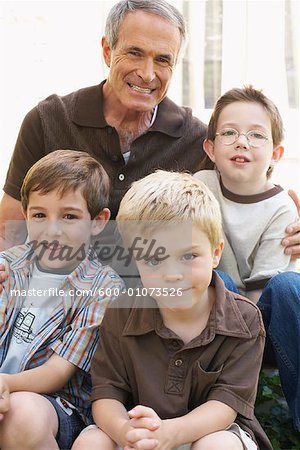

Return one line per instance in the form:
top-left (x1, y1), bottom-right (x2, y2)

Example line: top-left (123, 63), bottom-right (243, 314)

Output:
top-left (215, 128), bottom-right (272, 147)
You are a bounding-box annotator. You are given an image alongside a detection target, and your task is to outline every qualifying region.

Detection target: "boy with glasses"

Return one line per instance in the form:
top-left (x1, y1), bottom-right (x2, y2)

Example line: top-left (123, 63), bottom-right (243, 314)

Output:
top-left (194, 85), bottom-right (298, 303)
top-left (194, 86), bottom-right (300, 433)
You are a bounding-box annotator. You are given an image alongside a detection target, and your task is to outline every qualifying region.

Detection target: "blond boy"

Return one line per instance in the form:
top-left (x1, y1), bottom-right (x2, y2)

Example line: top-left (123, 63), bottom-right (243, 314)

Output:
top-left (73, 171), bottom-right (271, 450)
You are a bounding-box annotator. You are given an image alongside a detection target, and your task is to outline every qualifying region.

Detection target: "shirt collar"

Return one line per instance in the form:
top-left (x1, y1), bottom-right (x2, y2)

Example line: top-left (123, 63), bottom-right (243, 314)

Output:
top-left (123, 272), bottom-right (253, 341)
top-left (4, 244), bottom-right (36, 273)
top-left (150, 95), bottom-right (188, 137)
top-left (72, 81), bottom-right (108, 128)
top-left (72, 81), bottom-right (185, 137)
top-left (202, 272), bottom-right (253, 342)
top-left (65, 251), bottom-right (103, 291)
top-left (4, 244), bottom-right (103, 291)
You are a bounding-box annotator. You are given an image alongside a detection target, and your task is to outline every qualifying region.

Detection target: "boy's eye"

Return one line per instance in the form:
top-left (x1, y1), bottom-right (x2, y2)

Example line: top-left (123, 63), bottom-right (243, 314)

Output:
top-left (32, 213), bottom-right (45, 219)
top-left (63, 214), bottom-right (77, 220)
top-left (221, 129), bottom-right (237, 137)
top-left (145, 256), bottom-right (161, 267)
top-left (181, 253), bottom-right (195, 261)
top-left (248, 131), bottom-right (267, 140)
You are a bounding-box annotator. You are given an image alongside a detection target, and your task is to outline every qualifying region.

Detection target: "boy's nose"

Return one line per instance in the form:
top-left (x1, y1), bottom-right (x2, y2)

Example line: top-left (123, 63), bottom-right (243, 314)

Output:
top-left (234, 133), bottom-right (250, 149)
top-left (45, 220), bottom-right (63, 238)
top-left (163, 272), bottom-right (184, 282)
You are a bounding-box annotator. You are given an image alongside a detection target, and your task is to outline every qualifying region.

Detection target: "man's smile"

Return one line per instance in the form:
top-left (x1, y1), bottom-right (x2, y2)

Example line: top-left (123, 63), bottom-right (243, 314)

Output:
top-left (127, 83), bottom-right (155, 94)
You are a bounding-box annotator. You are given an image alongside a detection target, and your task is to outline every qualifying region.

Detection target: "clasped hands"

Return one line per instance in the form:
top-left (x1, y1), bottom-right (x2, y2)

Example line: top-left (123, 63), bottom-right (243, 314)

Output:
top-left (122, 405), bottom-right (173, 450)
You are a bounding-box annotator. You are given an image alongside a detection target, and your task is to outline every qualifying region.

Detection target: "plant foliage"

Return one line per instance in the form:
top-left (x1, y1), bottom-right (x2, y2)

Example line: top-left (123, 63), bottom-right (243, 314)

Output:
top-left (255, 370), bottom-right (300, 449)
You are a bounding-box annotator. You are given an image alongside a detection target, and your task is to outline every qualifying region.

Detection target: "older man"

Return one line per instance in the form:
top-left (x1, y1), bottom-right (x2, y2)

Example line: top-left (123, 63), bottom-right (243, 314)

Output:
top-left (0, 0), bottom-right (209, 251)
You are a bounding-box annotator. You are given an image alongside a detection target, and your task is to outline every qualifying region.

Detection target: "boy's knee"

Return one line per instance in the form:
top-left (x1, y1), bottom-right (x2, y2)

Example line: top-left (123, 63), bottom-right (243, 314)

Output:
top-left (0, 392), bottom-right (58, 447)
top-left (192, 431), bottom-right (243, 450)
top-left (72, 426), bottom-right (117, 450)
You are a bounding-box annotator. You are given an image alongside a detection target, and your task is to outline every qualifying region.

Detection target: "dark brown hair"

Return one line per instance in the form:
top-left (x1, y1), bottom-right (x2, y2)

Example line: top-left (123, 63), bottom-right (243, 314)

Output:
top-left (21, 150), bottom-right (110, 218)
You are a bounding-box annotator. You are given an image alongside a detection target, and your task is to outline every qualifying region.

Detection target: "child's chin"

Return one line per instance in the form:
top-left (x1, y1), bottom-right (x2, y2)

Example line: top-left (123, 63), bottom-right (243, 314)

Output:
top-left (157, 298), bottom-right (193, 311)
top-left (38, 257), bottom-right (77, 273)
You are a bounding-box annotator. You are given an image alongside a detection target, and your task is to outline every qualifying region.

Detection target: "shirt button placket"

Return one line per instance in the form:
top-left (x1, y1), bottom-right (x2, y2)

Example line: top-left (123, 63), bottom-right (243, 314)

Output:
top-left (165, 356), bottom-right (185, 394)
top-left (174, 359), bottom-right (183, 367)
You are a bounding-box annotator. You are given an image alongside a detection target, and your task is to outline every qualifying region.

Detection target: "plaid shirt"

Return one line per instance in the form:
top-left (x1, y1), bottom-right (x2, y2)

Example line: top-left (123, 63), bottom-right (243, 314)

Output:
top-left (0, 244), bottom-right (124, 424)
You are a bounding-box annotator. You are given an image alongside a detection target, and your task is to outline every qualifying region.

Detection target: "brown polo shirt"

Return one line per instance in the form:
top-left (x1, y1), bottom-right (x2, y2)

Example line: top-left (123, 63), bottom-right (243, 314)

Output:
top-left (91, 272), bottom-right (271, 449)
top-left (4, 82), bottom-right (208, 218)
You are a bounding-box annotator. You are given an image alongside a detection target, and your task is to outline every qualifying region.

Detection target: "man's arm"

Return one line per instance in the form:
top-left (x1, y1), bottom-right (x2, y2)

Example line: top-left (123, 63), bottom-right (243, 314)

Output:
top-left (0, 193), bottom-right (26, 251)
top-left (1, 106), bottom-right (45, 253)
top-left (283, 190), bottom-right (300, 259)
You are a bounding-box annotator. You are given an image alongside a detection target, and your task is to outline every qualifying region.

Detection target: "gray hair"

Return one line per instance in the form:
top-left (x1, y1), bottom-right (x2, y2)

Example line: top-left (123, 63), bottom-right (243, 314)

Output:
top-left (105, 0), bottom-right (187, 55)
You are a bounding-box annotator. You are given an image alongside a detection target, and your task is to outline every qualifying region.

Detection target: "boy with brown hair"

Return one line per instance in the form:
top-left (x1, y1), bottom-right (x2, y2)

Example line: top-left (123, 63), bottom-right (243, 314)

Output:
top-left (194, 85), bottom-right (300, 431)
top-left (194, 85), bottom-right (298, 302)
top-left (73, 170), bottom-right (271, 450)
top-left (0, 150), bottom-right (124, 450)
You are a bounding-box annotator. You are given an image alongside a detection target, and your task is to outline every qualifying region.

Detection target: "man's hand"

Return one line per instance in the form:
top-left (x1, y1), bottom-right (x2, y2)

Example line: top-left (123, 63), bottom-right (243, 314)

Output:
top-left (0, 375), bottom-right (10, 420)
top-left (282, 190), bottom-right (300, 259)
top-left (0, 263), bottom-right (8, 293)
top-left (0, 193), bottom-right (27, 252)
top-left (124, 405), bottom-right (172, 450)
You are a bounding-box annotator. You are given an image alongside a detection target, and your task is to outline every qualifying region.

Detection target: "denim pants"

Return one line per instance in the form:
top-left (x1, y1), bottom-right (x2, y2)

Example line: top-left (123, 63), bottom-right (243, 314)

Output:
top-left (218, 270), bottom-right (300, 432)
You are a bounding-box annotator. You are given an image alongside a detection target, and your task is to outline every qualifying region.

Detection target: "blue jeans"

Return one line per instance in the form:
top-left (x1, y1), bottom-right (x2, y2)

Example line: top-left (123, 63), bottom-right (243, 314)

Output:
top-left (257, 272), bottom-right (300, 432)
top-left (218, 270), bottom-right (300, 431)
top-left (43, 395), bottom-right (85, 449)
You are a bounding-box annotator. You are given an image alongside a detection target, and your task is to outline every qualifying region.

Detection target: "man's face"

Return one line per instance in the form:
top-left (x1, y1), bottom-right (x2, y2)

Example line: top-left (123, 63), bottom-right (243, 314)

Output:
top-left (102, 11), bottom-right (181, 112)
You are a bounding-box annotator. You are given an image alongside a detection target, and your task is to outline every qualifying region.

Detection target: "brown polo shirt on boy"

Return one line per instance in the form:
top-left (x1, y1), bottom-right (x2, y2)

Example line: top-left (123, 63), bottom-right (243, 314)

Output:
top-left (91, 272), bottom-right (271, 449)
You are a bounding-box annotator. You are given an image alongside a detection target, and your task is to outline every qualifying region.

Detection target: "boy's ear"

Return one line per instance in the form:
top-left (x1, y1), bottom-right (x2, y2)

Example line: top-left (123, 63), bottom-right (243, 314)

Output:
top-left (91, 208), bottom-right (111, 236)
top-left (212, 240), bottom-right (224, 268)
top-left (21, 207), bottom-right (27, 220)
top-left (271, 145), bottom-right (284, 164)
top-left (203, 139), bottom-right (216, 163)
top-left (102, 36), bottom-right (111, 68)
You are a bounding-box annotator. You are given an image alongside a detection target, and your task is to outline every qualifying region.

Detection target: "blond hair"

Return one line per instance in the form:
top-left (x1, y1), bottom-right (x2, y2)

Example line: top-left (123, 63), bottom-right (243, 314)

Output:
top-left (21, 150), bottom-right (110, 218)
top-left (117, 170), bottom-right (222, 248)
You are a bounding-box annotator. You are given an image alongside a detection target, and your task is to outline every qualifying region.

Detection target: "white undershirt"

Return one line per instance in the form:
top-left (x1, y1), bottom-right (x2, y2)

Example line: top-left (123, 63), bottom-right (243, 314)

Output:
top-left (0, 264), bottom-right (65, 373)
top-left (123, 105), bottom-right (158, 164)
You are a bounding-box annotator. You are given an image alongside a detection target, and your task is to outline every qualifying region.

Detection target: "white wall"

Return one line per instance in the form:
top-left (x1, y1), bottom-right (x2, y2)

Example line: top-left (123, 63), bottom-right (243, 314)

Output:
top-left (0, 0), bottom-right (299, 193)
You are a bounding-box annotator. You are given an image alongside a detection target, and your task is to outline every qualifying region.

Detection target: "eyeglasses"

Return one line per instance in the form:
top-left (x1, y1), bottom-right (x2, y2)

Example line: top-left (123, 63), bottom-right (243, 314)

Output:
top-left (215, 128), bottom-right (271, 147)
